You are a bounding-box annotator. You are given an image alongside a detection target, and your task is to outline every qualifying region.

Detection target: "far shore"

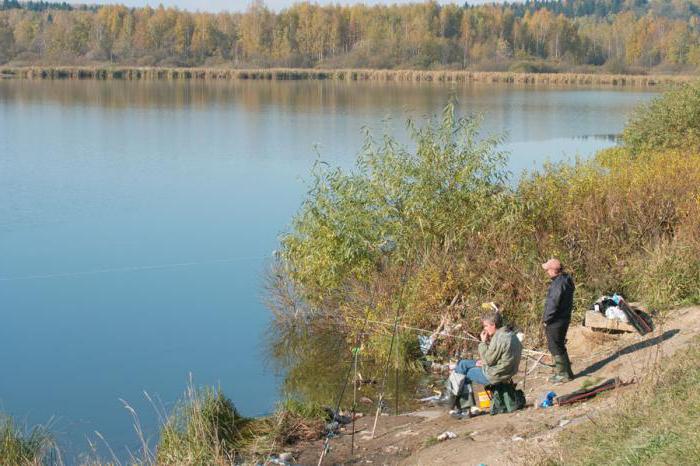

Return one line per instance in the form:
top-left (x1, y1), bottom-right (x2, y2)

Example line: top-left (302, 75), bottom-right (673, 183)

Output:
top-left (0, 66), bottom-right (696, 87)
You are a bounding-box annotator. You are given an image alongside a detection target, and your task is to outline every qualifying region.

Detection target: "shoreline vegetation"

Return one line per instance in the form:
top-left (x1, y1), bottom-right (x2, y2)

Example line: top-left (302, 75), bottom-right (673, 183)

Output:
top-left (0, 66), bottom-right (696, 87)
top-left (2, 78), bottom-right (699, 464)
top-left (272, 82), bottom-right (700, 353)
top-left (1, 1), bottom-right (700, 76)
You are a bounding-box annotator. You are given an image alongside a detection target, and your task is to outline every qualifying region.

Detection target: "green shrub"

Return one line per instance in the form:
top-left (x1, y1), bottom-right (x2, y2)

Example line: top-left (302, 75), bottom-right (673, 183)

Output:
top-left (280, 100), bottom-right (508, 304)
top-left (367, 330), bottom-right (425, 373)
top-left (0, 415), bottom-right (57, 466)
top-left (623, 81), bottom-right (700, 154)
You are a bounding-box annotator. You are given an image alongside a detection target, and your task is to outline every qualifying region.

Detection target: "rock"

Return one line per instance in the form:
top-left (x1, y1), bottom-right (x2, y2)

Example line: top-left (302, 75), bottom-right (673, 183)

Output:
top-left (279, 452), bottom-right (293, 462)
top-left (437, 431), bottom-right (457, 441)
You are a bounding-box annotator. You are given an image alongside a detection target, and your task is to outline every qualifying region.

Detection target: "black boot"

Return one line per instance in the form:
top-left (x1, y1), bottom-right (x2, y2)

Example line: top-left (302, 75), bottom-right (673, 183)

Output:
top-left (549, 355), bottom-right (572, 383)
top-left (563, 352), bottom-right (575, 380)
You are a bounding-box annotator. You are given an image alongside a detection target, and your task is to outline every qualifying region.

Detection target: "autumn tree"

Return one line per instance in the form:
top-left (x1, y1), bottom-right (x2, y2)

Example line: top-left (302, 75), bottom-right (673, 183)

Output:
top-left (0, 0), bottom-right (698, 71)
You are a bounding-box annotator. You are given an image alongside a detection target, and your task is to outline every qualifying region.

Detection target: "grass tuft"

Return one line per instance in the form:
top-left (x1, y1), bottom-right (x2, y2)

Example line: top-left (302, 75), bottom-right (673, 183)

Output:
top-left (0, 415), bottom-right (59, 466)
top-left (156, 385), bottom-right (246, 465)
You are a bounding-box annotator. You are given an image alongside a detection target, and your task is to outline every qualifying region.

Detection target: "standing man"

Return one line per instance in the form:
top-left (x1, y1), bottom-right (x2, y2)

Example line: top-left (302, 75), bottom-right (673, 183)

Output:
top-left (542, 258), bottom-right (575, 383)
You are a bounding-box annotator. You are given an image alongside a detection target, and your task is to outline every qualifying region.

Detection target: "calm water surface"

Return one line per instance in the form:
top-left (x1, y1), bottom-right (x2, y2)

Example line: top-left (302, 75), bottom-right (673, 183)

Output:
top-left (0, 79), bottom-right (654, 461)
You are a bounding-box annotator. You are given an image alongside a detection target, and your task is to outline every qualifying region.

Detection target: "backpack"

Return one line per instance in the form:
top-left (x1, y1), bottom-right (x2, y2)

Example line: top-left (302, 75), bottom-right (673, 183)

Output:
top-left (489, 383), bottom-right (526, 414)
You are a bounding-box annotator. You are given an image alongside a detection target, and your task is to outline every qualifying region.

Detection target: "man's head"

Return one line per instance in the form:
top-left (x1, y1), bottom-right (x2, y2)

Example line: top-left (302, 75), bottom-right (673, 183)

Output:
top-left (481, 310), bottom-right (503, 337)
top-left (542, 258), bottom-right (562, 279)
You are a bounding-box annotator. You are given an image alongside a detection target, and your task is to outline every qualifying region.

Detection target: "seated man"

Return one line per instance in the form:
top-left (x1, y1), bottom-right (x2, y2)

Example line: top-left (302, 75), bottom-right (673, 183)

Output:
top-left (444, 309), bottom-right (523, 416)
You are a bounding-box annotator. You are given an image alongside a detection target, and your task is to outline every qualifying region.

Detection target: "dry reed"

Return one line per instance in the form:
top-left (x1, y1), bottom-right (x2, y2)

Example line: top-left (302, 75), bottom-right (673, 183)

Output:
top-left (0, 66), bottom-right (694, 87)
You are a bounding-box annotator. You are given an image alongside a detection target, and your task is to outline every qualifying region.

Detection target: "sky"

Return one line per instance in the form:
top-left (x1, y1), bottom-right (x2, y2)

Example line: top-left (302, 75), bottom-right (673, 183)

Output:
top-left (85, 0), bottom-right (486, 13)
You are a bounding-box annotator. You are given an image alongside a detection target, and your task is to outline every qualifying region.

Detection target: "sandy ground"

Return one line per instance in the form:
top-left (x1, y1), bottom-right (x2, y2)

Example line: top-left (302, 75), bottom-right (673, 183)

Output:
top-left (291, 306), bottom-right (700, 466)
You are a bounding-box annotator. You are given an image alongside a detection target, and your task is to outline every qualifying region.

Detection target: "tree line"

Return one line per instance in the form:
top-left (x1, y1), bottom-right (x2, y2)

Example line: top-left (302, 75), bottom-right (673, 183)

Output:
top-left (1, 1), bottom-right (76, 12)
top-left (1, 0), bottom-right (699, 72)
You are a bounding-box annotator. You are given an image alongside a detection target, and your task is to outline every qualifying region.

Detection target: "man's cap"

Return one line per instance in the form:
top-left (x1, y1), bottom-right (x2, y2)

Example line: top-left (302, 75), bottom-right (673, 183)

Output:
top-left (541, 258), bottom-right (562, 271)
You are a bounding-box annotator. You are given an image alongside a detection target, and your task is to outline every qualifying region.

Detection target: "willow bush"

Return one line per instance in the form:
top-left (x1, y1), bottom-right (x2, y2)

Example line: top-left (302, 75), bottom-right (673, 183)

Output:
top-left (280, 100), bottom-right (509, 303)
top-left (623, 81), bottom-right (700, 154)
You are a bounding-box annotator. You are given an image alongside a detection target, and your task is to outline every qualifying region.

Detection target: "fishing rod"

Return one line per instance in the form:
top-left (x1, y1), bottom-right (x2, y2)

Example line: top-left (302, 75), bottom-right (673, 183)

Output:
top-left (369, 259), bottom-right (412, 439)
top-left (347, 316), bottom-right (548, 357)
top-left (317, 288), bottom-right (379, 466)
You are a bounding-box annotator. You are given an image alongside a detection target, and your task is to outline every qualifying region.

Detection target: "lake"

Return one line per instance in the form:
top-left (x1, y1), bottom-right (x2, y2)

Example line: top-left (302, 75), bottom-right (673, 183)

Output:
top-left (0, 79), bottom-right (655, 462)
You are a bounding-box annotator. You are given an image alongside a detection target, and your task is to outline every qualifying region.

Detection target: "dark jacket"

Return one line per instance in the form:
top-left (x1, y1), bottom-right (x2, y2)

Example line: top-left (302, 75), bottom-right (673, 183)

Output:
top-left (543, 273), bottom-right (575, 324)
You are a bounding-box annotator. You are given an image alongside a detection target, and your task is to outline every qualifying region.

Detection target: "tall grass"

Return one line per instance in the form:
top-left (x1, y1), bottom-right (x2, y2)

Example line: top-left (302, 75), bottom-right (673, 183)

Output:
top-left (152, 382), bottom-right (327, 465)
top-left (623, 240), bottom-right (700, 310)
top-left (156, 385), bottom-right (246, 465)
top-left (0, 415), bottom-right (59, 466)
top-left (0, 66), bottom-right (694, 87)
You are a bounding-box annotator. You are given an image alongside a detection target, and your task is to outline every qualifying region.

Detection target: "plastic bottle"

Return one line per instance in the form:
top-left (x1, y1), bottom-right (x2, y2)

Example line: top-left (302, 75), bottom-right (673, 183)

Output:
top-left (539, 391), bottom-right (556, 408)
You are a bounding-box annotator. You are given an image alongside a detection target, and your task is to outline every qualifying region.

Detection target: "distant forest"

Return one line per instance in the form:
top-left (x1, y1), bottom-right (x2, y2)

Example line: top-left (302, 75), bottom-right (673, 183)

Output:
top-left (1, 0), bottom-right (699, 73)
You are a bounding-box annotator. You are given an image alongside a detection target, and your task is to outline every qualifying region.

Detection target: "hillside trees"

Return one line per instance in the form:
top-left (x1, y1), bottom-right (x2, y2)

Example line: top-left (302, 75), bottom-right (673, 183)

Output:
top-left (0, 16), bottom-right (14, 62)
top-left (0, 0), bottom-right (698, 70)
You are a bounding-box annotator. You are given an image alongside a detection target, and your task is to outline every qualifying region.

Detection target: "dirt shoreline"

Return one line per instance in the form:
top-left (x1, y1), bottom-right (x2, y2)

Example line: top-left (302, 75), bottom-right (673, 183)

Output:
top-left (0, 66), bottom-right (695, 87)
top-left (291, 306), bottom-right (700, 465)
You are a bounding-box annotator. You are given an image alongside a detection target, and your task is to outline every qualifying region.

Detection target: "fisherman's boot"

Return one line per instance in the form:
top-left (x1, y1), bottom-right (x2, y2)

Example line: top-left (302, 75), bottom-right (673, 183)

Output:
top-left (563, 352), bottom-right (575, 380)
top-left (549, 355), bottom-right (572, 384)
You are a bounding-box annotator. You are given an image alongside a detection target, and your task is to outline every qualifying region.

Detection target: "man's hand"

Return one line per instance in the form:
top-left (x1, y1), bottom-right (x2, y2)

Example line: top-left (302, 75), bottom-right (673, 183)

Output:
top-left (475, 360), bottom-right (483, 367)
top-left (480, 330), bottom-right (488, 342)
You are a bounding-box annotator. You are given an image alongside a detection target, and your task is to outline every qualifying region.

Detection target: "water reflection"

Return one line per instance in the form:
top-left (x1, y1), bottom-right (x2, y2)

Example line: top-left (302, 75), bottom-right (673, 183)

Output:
top-left (267, 321), bottom-right (433, 414)
top-left (573, 134), bottom-right (621, 142)
top-left (0, 80), bottom-right (655, 153)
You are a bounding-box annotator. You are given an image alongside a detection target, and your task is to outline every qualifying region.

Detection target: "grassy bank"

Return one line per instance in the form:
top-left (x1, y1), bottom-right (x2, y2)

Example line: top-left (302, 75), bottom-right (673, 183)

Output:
top-left (527, 337), bottom-right (700, 465)
top-left (154, 387), bottom-right (326, 465)
top-left (0, 387), bottom-right (328, 465)
top-left (0, 66), bottom-right (695, 87)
